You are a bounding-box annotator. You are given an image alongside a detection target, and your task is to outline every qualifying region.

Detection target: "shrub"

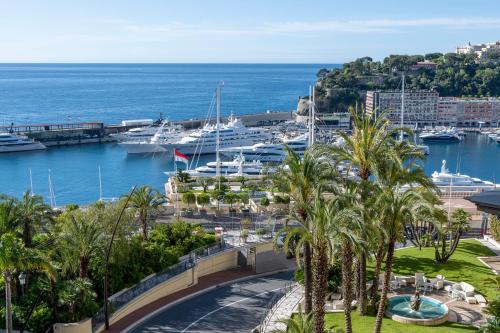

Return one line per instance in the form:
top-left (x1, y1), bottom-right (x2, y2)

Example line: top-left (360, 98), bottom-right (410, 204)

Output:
top-left (490, 215), bottom-right (500, 241)
top-left (256, 228), bottom-right (266, 237)
top-left (260, 196), bottom-right (270, 207)
top-left (240, 229), bottom-right (249, 239)
top-left (197, 193), bottom-right (210, 208)
top-left (181, 191), bottom-right (196, 207)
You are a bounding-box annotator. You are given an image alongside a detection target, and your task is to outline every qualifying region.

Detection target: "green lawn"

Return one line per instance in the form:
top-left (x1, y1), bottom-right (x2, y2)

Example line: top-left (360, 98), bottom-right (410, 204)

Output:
top-left (372, 239), bottom-right (497, 299)
top-left (325, 313), bottom-right (476, 333)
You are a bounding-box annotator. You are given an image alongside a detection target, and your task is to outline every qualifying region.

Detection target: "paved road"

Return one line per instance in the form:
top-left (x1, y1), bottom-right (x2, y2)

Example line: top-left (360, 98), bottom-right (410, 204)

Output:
top-left (129, 271), bottom-right (294, 333)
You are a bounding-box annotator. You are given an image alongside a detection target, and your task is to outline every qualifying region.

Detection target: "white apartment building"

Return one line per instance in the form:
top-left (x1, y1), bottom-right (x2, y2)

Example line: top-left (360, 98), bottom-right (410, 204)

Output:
top-left (365, 90), bottom-right (439, 126)
top-left (456, 41), bottom-right (500, 59)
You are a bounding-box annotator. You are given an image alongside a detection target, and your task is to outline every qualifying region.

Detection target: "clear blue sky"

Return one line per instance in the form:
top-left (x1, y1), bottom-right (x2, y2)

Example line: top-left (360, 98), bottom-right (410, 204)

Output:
top-left (1, 0), bottom-right (499, 63)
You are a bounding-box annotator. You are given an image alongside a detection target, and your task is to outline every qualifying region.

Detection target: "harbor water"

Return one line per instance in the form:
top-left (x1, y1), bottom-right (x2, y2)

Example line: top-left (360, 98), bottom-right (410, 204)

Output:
top-left (0, 64), bottom-right (499, 205)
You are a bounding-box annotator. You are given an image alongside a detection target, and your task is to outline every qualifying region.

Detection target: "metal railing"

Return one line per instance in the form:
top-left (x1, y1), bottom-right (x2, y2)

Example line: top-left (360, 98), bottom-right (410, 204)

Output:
top-left (258, 282), bottom-right (297, 333)
top-left (91, 241), bottom-right (232, 332)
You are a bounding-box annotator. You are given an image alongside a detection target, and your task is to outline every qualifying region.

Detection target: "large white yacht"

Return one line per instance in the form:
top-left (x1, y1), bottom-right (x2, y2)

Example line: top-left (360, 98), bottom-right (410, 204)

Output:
top-left (431, 160), bottom-right (495, 187)
top-left (419, 128), bottom-right (461, 142)
top-left (183, 154), bottom-right (265, 178)
top-left (0, 133), bottom-right (46, 153)
top-left (164, 117), bottom-right (272, 155)
top-left (118, 122), bottom-right (185, 154)
top-left (111, 126), bottom-right (161, 142)
top-left (219, 133), bottom-right (308, 163)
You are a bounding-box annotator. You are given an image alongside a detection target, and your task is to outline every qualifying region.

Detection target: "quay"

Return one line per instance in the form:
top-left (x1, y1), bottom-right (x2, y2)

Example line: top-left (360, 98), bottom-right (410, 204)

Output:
top-left (1, 111), bottom-right (295, 147)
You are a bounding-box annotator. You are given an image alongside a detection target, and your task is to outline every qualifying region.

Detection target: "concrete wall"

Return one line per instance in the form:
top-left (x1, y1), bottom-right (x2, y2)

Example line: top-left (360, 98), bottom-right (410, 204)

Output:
top-left (53, 319), bottom-right (92, 333)
top-left (255, 242), bottom-right (289, 274)
top-left (54, 243), bottom-right (275, 333)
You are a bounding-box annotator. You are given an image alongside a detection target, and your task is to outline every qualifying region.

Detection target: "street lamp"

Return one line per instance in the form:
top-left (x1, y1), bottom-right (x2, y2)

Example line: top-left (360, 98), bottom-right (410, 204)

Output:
top-left (103, 186), bottom-right (137, 330)
top-left (19, 272), bottom-right (26, 295)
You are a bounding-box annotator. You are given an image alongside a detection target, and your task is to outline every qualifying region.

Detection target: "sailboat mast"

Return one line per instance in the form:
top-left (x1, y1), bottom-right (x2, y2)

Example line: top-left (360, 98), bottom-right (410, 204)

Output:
top-left (400, 72), bottom-right (405, 142)
top-left (98, 165), bottom-right (103, 201)
top-left (308, 86), bottom-right (312, 146)
top-left (29, 168), bottom-right (34, 196)
top-left (216, 81), bottom-right (222, 188)
top-left (311, 86), bottom-right (316, 145)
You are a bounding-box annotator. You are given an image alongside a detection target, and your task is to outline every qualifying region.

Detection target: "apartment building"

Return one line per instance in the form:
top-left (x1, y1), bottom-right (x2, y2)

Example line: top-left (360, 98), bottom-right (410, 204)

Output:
top-left (365, 90), bottom-right (439, 126)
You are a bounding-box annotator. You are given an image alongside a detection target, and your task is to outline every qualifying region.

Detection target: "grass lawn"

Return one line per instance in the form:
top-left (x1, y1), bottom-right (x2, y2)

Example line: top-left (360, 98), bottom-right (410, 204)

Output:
top-left (325, 313), bottom-right (476, 333)
top-left (370, 239), bottom-right (498, 299)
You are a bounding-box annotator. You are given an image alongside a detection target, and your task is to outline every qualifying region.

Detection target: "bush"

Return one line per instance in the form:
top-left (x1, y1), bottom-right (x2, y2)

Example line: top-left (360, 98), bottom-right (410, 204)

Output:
top-left (260, 197), bottom-right (270, 207)
top-left (197, 192), bottom-right (210, 208)
top-left (27, 305), bottom-right (53, 333)
top-left (240, 229), bottom-right (249, 239)
top-left (182, 191), bottom-right (196, 207)
top-left (256, 228), bottom-right (266, 236)
top-left (273, 195), bottom-right (284, 204)
top-left (490, 215), bottom-right (500, 241)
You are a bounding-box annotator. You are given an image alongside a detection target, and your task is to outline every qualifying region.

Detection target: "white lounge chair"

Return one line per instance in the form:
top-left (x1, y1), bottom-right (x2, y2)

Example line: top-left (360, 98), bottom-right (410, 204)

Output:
top-left (430, 275), bottom-right (445, 290)
top-left (415, 272), bottom-right (425, 290)
top-left (378, 272), bottom-right (398, 290)
top-left (453, 282), bottom-right (475, 300)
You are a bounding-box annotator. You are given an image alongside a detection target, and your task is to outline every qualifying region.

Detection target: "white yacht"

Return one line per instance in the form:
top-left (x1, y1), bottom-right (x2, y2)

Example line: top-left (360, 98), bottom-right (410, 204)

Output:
top-left (419, 128), bottom-right (461, 142)
top-left (118, 122), bottom-right (185, 154)
top-left (111, 126), bottom-right (160, 142)
top-left (173, 154), bottom-right (265, 178)
top-left (163, 117), bottom-right (272, 155)
top-left (431, 160), bottom-right (495, 187)
top-left (0, 133), bottom-right (46, 153)
top-left (219, 133), bottom-right (308, 163)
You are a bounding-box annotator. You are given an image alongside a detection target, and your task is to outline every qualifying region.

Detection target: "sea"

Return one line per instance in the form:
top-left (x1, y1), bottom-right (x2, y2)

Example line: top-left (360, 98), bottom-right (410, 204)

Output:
top-left (0, 64), bottom-right (499, 205)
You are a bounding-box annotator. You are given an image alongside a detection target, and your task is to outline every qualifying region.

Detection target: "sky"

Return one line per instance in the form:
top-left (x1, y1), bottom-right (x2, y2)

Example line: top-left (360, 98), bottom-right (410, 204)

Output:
top-left (0, 0), bottom-right (499, 63)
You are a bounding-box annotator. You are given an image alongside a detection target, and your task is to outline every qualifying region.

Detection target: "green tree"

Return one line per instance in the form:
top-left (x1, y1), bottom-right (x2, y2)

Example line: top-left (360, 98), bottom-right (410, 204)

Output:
top-left (224, 192), bottom-right (239, 210)
top-left (373, 169), bottom-right (437, 333)
top-left (57, 209), bottom-right (103, 278)
top-left (260, 196), bottom-right (270, 207)
top-left (181, 191), bottom-right (196, 207)
top-left (0, 233), bottom-right (53, 333)
top-left (128, 186), bottom-right (166, 240)
top-left (211, 189), bottom-right (226, 212)
top-left (197, 177), bottom-right (214, 192)
top-left (235, 176), bottom-right (247, 188)
top-left (176, 169), bottom-right (191, 183)
top-left (14, 191), bottom-right (51, 247)
top-left (434, 208), bottom-right (471, 264)
top-left (57, 278), bottom-right (99, 323)
top-left (323, 106), bottom-right (402, 316)
top-left (271, 306), bottom-right (314, 333)
top-left (196, 193), bottom-right (210, 209)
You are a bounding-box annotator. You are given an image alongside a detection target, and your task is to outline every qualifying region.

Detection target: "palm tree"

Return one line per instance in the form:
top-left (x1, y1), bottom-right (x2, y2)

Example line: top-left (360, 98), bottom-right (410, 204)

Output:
top-left (129, 185), bottom-right (166, 240)
top-left (321, 106), bottom-right (398, 315)
top-left (276, 147), bottom-right (332, 314)
top-left (15, 190), bottom-right (51, 247)
top-left (373, 164), bottom-right (437, 333)
top-left (270, 305), bottom-right (314, 333)
top-left (0, 232), bottom-right (54, 333)
top-left (58, 209), bottom-right (103, 278)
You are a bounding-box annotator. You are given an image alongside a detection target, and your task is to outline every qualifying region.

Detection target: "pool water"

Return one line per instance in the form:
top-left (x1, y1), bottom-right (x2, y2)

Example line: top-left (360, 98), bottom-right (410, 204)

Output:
top-left (388, 295), bottom-right (448, 319)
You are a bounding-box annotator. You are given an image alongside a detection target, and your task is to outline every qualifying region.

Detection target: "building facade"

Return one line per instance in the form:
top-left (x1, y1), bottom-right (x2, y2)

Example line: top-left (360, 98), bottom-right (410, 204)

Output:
top-left (456, 41), bottom-right (500, 59)
top-left (436, 98), bottom-right (500, 127)
top-left (365, 90), bottom-right (439, 126)
top-left (366, 91), bottom-right (500, 127)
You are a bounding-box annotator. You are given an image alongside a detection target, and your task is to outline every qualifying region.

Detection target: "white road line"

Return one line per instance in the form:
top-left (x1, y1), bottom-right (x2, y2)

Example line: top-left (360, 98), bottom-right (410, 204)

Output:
top-left (180, 285), bottom-right (286, 333)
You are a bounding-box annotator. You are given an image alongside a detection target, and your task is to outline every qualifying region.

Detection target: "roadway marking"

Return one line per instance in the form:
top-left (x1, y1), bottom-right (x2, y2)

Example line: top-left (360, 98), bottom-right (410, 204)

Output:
top-left (180, 285), bottom-right (287, 332)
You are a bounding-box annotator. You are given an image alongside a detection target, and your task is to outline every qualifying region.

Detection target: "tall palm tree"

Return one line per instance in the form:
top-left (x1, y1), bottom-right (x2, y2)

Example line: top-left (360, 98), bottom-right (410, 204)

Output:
top-left (373, 163), bottom-right (437, 333)
top-left (58, 209), bottom-right (103, 278)
top-left (322, 106), bottom-right (397, 315)
top-left (276, 147), bottom-right (332, 314)
top-left (128, 185), bottom-right (166, 240)
top-left (15, 190), bottom-right (51, 247)
top-left (0, 232), bottom-right (54, 333)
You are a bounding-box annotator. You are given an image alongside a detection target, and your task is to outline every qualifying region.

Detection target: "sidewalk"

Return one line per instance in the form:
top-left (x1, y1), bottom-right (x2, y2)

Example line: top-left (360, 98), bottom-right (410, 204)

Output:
top-left (261, 285), bottom-right (303, 333)
top-left (105, 268), bottom-right (254, 333)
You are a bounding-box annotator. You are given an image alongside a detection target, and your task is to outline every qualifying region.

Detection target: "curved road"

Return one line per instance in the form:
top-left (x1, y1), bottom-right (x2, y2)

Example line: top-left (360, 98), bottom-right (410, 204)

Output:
top-left (129, 271), bottom-right (294, 333)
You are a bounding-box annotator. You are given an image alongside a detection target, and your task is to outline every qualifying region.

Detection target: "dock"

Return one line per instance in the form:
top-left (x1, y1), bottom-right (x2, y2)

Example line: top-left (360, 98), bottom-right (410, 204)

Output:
top-left (0, 111), bottom-right (296, 147)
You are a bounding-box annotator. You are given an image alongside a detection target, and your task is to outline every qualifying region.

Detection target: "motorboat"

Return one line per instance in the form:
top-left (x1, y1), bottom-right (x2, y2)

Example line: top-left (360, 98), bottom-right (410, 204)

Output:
top-left (162, 116), bottom-right (272, 155)
top-left (0, 132), bottom-right (46, 153)
top-left (419, 128), bottom-right (461, 142)
top-left (176, 154), bottom-right (266, 178)
top-left (431, 160), bottom-right (495, 187)
top-left (219, 133), bottom-right (308, 163)
top-left (118, 122), bottom-right (185, 154)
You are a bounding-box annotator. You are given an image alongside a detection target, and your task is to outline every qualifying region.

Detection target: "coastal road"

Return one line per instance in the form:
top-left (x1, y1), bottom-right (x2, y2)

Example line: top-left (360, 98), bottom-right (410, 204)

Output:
top-left (129, 271), bottom-right (294, 333)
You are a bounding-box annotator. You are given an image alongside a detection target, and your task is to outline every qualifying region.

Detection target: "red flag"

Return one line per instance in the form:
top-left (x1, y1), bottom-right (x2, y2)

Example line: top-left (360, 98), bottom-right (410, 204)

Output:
top-left (174, 149), bottom-right (189, 164)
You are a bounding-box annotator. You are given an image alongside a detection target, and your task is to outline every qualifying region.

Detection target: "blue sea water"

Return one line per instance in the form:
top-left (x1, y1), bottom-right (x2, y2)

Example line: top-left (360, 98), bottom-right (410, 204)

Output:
top-left (0, 64), bottom-right (499, 205)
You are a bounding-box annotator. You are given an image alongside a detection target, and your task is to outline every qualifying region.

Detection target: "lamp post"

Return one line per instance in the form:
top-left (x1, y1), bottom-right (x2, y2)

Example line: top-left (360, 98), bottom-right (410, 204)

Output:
top-left (19, 272), bottom-right (26, 294)
top-left (103, 186), bottom-right (137, 330)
